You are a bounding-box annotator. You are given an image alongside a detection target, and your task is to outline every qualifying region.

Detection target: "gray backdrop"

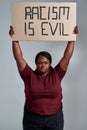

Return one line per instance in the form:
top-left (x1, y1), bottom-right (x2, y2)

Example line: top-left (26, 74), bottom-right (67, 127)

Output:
top-left (0, 0), bottom-right (87, 130)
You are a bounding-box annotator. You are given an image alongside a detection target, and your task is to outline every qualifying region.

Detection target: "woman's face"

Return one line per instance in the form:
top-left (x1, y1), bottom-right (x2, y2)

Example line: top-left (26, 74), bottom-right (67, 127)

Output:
top-left (36, 55), bottom-right (51, 75)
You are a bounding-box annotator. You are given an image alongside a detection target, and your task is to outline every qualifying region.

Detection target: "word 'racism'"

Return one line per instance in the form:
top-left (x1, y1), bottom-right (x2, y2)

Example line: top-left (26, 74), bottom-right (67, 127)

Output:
top-left (24, 6), bottom-right (70, 36)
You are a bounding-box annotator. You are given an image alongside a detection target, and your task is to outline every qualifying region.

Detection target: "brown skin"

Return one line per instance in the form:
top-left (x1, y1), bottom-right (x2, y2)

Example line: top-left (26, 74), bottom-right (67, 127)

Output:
top-left (36, 56), bottom-right (51, 75)
top-left (9, 26), bottom-right (78, 75)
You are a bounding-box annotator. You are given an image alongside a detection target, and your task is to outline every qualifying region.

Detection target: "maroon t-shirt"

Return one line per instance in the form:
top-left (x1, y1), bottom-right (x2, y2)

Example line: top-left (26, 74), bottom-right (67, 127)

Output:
top-left (19, 63), bottom-right (66, 115)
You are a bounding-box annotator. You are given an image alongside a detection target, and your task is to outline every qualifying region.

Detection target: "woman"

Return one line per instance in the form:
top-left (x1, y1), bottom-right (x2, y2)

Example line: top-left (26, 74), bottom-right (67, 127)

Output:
top-left (9, 26), bottom-right (78, 130)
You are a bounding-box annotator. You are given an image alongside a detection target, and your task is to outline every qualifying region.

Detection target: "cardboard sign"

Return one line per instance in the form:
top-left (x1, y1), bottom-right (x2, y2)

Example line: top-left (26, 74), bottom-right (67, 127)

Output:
top-left (12, 2), bottom-right (76, 41)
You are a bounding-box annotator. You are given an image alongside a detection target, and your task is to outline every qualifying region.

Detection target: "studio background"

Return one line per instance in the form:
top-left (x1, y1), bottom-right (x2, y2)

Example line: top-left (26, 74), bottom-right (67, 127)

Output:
top-left (0, 0), bottom-right (87, 130)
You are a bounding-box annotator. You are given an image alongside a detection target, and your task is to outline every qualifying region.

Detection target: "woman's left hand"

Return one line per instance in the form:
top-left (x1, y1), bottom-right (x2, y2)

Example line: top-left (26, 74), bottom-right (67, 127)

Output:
top-left (73, 26), bottom-right (79, 34)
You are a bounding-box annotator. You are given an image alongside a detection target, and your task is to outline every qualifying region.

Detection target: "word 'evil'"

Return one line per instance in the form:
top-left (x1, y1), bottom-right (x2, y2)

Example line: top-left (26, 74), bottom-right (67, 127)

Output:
top-left (25, 6), bottom-right (70, 20)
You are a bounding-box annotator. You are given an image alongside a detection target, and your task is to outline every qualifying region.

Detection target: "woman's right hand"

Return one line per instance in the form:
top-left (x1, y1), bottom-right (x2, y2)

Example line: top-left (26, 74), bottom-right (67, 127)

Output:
top-left (9, 26), bottom-right (14, 38)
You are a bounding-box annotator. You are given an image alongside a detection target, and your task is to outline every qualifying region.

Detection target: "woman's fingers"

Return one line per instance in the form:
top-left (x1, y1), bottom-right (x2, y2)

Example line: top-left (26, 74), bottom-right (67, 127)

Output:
top-left (9, 26), bottom-right (14, 37)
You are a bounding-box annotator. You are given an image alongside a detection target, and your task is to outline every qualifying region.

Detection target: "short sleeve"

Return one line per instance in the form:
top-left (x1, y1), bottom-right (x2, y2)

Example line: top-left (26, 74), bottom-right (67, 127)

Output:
top-left (54, 63), bottom-right (66, 80)
top-left (19, 64), bottom-right (32, 81)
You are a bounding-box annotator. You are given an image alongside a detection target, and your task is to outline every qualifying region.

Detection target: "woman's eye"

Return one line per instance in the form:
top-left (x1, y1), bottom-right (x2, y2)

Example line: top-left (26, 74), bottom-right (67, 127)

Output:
top-left (38, 62), bottom-right (49, 65)
top-left (38, 62), bottom-right (42, 65)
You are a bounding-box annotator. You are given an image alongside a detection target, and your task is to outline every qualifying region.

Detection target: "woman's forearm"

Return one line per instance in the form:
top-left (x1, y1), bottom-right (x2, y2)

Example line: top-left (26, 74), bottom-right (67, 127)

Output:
top-left (63, 41), bottom-right (75, 61)
top-left (12, 41), bottom-right (23, 62)
top-left (59, 41), bottom-right (75, 71)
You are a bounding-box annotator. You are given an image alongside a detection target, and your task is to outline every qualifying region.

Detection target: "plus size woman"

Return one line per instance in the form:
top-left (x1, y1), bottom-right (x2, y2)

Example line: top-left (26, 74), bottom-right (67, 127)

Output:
top-left (9, 26), bottom-right (78, 130)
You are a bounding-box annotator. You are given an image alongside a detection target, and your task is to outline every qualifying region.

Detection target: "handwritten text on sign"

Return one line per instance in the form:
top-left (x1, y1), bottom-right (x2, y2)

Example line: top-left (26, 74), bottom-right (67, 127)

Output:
top-left (12, 2), bottom-right (76, 41)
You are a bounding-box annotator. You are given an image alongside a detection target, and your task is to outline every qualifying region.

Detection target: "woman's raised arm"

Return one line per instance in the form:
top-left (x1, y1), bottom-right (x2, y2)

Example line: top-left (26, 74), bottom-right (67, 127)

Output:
top-left (9, 26), bottom-right (26, 71)
top-left (59, 26), bottom-right (78, 71)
